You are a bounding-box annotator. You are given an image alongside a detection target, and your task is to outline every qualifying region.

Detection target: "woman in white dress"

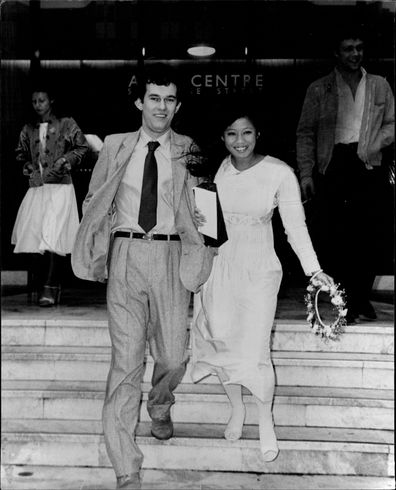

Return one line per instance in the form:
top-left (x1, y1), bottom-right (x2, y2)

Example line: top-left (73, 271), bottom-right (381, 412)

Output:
top-left (192, 110), bottom-right (333, 462)
top-left (12, 85), bottom-right (89, 306)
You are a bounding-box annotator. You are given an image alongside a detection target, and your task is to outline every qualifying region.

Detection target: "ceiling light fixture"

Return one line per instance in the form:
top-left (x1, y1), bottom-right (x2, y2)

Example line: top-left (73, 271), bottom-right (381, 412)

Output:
top-left (187, 45), bottom-right (216, 57)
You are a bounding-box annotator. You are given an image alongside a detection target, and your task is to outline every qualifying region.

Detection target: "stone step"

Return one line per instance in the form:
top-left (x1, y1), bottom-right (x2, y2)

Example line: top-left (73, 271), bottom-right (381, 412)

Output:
top-left (2, 346), bottom-right (393, 390)
top-left (3, 378), bottom-right (394, 399)
top-left (2, 382), bottom-right (394, 430)
top-left (2, 318), bottom-right (394, 354)
top-left (2, 465), bottom-right (395, 490)
top-left (2, 421), bottom-right (393, 477)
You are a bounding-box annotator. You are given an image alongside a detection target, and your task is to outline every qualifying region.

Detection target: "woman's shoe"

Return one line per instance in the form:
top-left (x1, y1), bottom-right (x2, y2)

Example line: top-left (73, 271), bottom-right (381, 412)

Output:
top-left (258, 402), bottom-right (279, 463)
top-left (261, 447), bottom-right (279, 462)
top-left (38, 285), bottom-right (61, 307)
top-left (224, 404), bottom-right (246, 441)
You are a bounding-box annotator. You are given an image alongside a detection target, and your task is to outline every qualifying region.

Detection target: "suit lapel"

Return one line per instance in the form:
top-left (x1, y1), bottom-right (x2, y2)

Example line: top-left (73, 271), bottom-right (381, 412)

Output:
top-left (113, 131), bottom-right (140, 174)
top-left (109, 129), bottom-right (188, 212)
top-left (171, 130), bottom-right (188, 211)
top-left (89, 132), bottom-right (140, 218)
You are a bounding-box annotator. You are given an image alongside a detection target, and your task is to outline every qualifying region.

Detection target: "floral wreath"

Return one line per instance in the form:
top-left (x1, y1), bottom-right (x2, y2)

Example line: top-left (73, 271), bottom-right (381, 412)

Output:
top-left (305, 278), bottom-right (347, 341)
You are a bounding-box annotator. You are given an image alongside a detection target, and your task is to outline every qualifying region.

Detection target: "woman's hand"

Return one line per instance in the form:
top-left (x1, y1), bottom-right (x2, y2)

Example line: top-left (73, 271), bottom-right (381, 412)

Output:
top-left (44, 157), bottom-right (71, 182)
top-left (311, 271), bottom-right (334, 289)
top-left (194, 207), bottom-right (206, 228)
top-left (54, 157), bottom-right (71, 172)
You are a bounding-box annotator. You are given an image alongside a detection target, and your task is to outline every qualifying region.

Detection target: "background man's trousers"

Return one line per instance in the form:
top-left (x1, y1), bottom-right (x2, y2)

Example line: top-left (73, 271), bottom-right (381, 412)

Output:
top-left (103, 237), bottom-right (191, 477)
top-left (311, 143), bottom-right (383, 314)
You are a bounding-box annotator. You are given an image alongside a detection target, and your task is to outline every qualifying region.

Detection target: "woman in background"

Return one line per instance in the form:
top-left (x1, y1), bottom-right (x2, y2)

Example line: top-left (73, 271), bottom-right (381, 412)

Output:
top-left (12, 84), bottom-right (89, 306)
top-left (192, 108), bottom-right (333, 463)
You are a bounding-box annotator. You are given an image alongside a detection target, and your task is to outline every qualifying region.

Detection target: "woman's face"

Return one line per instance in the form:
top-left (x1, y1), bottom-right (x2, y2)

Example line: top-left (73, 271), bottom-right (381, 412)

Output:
top-left (32, 91), bottom-right (53, 120)
top-left (222, 117), bottom-right (258, 160)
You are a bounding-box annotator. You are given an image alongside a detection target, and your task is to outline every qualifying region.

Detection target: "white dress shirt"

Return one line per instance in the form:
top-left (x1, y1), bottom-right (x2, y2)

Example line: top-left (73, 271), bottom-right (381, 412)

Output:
top-left (335, 68), bottom-right (366, 145)
top-left (38, 122), bottom-right (48, 175)
top-left (113, 129), bottom-right (177, 234)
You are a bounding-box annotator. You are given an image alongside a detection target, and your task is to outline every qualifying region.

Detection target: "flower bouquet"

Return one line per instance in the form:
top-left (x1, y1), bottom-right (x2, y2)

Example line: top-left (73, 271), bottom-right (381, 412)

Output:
top-left (305, 278), bottom-right (347, 341)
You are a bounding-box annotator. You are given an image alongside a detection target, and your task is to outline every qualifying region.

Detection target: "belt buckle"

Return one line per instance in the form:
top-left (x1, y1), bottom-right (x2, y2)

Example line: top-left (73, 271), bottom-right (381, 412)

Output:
top-left (142, 233), bottom-right (153, 241)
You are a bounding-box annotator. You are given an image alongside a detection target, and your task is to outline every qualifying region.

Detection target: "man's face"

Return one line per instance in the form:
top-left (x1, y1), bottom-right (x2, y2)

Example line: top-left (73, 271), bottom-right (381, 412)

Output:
top-left (135, 83), bottom-right (181, 138)
top-left (335, 38), bottom-right (364, 73)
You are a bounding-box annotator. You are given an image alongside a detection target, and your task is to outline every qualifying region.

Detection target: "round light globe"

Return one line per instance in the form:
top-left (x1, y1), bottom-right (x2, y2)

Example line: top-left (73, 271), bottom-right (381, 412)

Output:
top-left (187, 45), bottom-right (216, 57)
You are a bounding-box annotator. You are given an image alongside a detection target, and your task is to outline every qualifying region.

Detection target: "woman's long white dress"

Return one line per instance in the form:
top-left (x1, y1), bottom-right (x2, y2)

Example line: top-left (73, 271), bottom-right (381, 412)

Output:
top-left (191, 155), bottom-right (321, 402)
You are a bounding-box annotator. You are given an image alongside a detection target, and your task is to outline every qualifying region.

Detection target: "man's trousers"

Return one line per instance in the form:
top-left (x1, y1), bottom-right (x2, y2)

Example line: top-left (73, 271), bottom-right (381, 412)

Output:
top-left (102, 236), bottom-right (191, 477)
top-left (312, 143), bottom-right (383, 314)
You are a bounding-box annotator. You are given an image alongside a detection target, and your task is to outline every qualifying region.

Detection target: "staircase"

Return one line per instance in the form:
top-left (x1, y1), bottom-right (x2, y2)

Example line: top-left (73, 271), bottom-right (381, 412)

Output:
top-left (1, 292), bottom-right (394, 489)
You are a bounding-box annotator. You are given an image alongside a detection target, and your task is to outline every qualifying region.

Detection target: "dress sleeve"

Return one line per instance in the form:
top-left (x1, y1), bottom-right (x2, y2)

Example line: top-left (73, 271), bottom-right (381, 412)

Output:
top-left (15, 125), bottom-right (32, 168)
top-left (277, 166), bottom-right (321, 275)
top-left (62, 117), bottom-right (90, 168)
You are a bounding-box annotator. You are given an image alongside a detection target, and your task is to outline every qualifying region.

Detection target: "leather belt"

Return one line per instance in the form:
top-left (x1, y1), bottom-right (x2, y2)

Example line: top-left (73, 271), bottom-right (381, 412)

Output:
top-left (113, 231), bottom-right (180, 241)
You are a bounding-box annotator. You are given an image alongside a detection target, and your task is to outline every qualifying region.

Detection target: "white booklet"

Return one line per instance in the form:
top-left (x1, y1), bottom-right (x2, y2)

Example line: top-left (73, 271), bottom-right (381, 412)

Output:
top-left (84, 134), bottom-right (104, 153)
top-left (193, 186), bottom-right (218, 239)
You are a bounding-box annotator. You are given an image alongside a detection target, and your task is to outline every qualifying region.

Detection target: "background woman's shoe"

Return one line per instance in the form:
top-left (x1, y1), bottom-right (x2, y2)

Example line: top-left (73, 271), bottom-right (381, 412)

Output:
top-left (38, 285), bottom-right (61, 307)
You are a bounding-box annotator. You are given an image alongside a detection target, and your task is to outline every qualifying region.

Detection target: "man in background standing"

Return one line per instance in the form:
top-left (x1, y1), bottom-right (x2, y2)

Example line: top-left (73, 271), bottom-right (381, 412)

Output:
top-left (296, 27), bottom-right (394, 323)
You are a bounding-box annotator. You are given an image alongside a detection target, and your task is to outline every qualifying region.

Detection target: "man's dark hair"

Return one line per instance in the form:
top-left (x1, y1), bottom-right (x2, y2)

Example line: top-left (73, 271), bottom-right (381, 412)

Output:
top-left (131, 63), bottom-right (182, 102)
top-left (332, 25), bottom-right (366, 53)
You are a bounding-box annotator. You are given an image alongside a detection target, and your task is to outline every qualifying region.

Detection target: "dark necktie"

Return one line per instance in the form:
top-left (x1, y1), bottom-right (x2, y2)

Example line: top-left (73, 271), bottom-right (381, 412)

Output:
top-left (138, 140), bottom-right (160, 233)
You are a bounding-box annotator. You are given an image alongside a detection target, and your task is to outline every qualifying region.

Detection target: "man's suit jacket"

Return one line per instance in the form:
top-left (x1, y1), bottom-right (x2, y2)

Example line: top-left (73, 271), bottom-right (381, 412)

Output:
top-left (71, 129), bottom-right (214, 293)
top-left (296, 69), bottom-right (395, 180)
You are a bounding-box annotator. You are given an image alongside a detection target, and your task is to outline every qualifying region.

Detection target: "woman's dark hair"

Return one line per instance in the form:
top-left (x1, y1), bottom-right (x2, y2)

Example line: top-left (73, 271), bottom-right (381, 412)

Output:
top-left (186, 101), bottom-right (264, 180)
top-left (218, 105), bottom-right (260, 136)
top-left (130, 63), bottom-right (182, 102)
top-left (30, 82), bottom-right (56, 102)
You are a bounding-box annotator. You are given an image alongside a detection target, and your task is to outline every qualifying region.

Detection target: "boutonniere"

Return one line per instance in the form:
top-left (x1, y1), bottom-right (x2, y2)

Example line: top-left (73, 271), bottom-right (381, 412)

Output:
top-left (184, 142), bottom-right (221, 183)
top-left (49, 127), bottom-right (56, 134)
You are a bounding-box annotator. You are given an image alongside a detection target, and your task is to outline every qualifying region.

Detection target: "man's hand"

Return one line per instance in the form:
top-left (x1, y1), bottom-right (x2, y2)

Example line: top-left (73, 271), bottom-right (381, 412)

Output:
top-left (193, 207), bottom-right (206, 228)
top-left (300, 176), bottom-right (315, 201)
top-left (22, 163), bottom-right (33, 176)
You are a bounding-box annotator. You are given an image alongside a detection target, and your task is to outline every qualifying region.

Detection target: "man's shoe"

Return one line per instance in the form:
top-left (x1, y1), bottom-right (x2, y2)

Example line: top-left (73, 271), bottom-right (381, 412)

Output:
top-left (116, 473), bottom-right (141, 489)
top-left (358, 301), bottom-right (377, 320)
top-left (346, 310), bottom-right (359, 325)
top-left (151, 415), bottom-right (174, 440)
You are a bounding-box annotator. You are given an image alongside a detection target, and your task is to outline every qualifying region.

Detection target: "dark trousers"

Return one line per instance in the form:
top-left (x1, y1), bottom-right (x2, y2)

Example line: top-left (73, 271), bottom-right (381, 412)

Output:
top-left (311, 144), bottom-right (382, 313)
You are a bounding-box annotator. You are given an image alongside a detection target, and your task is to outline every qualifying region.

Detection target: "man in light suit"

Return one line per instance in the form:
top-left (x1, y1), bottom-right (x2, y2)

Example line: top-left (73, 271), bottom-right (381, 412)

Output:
top-left (72, 64), bottom-right (214, 490)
